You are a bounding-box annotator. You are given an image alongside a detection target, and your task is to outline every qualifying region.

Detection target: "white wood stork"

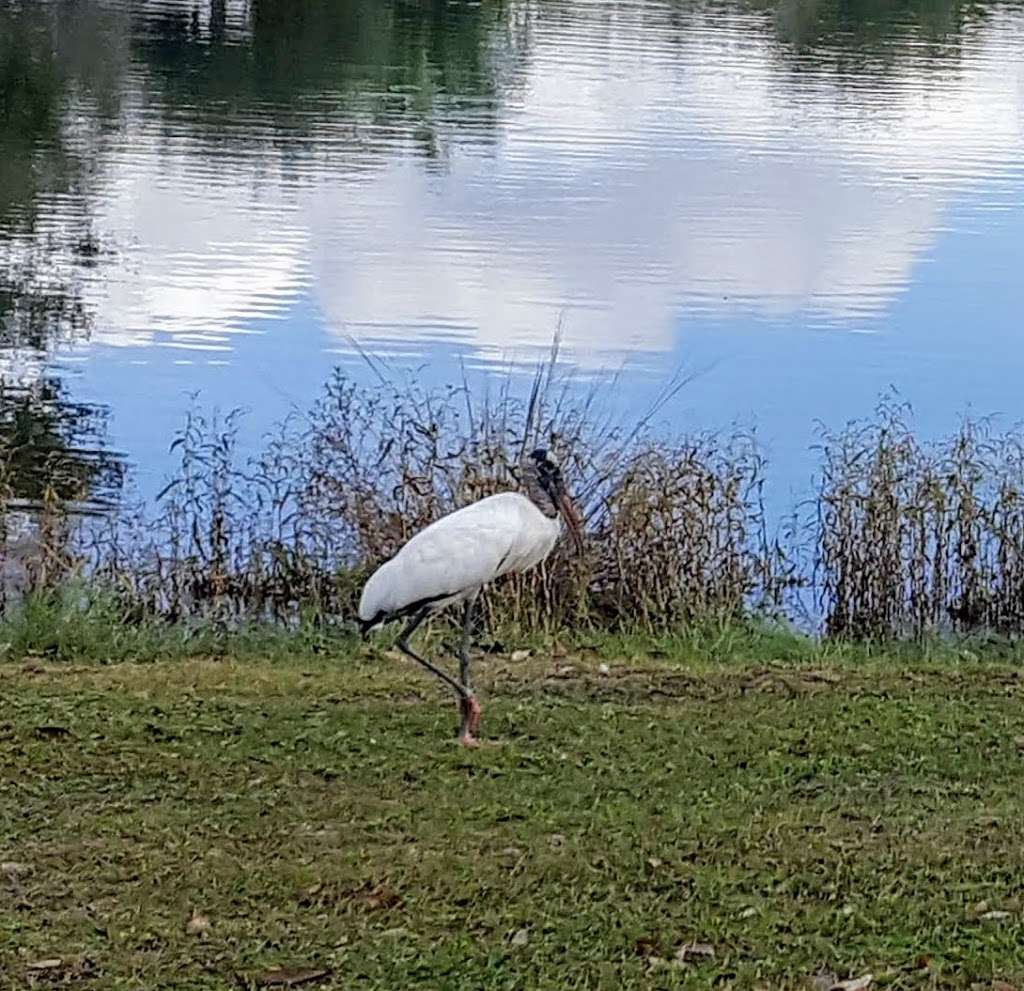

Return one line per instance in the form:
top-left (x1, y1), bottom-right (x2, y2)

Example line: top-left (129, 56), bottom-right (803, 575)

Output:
top-left (358, 448), bottom-right (584, 746)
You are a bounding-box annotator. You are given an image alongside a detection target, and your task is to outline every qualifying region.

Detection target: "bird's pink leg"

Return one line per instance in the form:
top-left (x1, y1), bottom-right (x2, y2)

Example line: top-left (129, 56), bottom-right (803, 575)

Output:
top-left (467, 696), bottom-right (481, 736)
top-left (458, 696), bottom-right (482, 748)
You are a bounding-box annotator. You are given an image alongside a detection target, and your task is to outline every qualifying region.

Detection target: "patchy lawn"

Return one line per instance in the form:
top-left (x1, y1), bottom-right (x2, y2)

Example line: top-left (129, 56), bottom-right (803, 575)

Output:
top-left (2, 647), bottom-right (1024, 989)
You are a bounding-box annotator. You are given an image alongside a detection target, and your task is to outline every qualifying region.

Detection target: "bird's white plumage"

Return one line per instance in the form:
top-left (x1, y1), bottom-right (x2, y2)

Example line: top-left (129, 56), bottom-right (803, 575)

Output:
top-left (358, 492), bottom-right (561, 624)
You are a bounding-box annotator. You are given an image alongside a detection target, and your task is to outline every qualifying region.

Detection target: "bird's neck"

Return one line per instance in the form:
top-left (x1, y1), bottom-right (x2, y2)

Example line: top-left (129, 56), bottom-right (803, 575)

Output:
top-left (524, 471), bottom-right (558, 519)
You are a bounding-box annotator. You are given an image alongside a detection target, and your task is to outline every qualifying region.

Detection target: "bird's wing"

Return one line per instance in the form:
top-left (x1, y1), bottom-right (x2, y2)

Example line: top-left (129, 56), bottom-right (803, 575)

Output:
top-left (358, 494), bottom-right (531, 621)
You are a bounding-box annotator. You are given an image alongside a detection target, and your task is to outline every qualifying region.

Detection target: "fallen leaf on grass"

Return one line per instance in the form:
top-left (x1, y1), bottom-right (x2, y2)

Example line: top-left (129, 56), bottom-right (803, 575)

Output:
top-left (186, 910), bottom-right (210, 934)
top-left (675, 942), bottom-right (715, 964)
top-left (980, 910), bottom-right (1012, 920)
top-left (831, 975), bottom-right (873, 991)
top-left (992, 982), bottom-right (1017, 991)
top-left (510, 650), bottom-right (531, 662)
top-left (27, 959), bottom-right (63, 971)
top-left (34, 725), bottom-right (70, 739)
top-left (345, 883), bottom-right (401, 910)
top-left (29, 957), bottom-right (94, 980)
top-left (597, 663), bottom-right (610, 676)
top-left (809, 972), bottom-right (837, 991)
top-left (509, 928), bottom-right (529, 947)
top-left (253, 966), bottom-right (331, 987)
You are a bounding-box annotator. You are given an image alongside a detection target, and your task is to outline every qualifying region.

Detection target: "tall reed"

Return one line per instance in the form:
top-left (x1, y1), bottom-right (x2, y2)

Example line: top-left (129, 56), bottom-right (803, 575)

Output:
top-left (816, 396), bottom-right (1024, 638)
top-left (58, 354), bottom-right (783, 635)
top-left (8, 368), bottom-right (1024, 643)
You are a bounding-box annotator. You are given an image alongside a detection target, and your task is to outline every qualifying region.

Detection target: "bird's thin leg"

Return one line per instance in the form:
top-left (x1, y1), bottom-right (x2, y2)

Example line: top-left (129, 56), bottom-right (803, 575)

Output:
top-left (396, 609), bottom-right (467, 700)
top-left (458, 595), bottom-right (482, 740)
top-left (458, 595), bottom-right (475, 691)
top-left (396, 609), bottom-right (478, 747)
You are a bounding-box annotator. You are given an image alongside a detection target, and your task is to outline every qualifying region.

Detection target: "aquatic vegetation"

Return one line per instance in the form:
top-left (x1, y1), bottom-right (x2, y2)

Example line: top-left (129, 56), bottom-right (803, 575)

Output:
top-left (4, 362), bottom-right (1024, 643)
top-left (817, 396), bottom-right (1024, 639)
top-left (81, 355), bottom-right (780, 636)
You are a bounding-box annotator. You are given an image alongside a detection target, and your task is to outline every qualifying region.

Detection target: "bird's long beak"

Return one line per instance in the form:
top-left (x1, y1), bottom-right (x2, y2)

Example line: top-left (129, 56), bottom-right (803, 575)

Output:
top-left (557, 489), bottom-right (585, 554)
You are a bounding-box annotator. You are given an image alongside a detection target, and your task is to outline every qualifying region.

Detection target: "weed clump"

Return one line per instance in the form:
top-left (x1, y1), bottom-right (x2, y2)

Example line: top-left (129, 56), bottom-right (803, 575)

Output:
top-left (817, 396), bottom-right (1024, 639)
top-left (5, 368), bottom-right (1024, 644)
top-left (0, 356), bottom-right (782, 637)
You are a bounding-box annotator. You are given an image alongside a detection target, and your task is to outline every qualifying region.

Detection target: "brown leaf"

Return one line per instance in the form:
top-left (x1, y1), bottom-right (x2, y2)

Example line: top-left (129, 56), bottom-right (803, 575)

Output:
top-left (27, 959), bottom-right (63, 971)
top-left (254, 967), bottom-right (331, 987)
top-left (831, 975), bottom-right (873, 991)
top-left (809, 972), bottom-right (838, 991)
top-left (34, 725), bottom-right (70, 739)
top-left (675, 942), bottom-right (715, 963)
top-left (186, 909), bottom-right (210, 934)
top-left (346, 883), bottom-right (401, 911)
top-left (509, 928), bottom-right (529, 947)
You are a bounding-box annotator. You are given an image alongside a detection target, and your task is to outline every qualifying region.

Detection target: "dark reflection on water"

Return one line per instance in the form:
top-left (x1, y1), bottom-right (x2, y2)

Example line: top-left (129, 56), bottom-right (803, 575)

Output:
top-left (0, 3), bottom-right (124, 509)
top-left (0, 378), bottom-right (125, 510)
top-left (1, 0), bottom-right (1023, 508)
top-left (766, 0), bottom-right (997, 51)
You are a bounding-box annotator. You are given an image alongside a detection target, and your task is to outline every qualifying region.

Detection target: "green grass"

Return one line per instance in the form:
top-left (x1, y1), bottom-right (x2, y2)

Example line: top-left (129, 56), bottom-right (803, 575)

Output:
top-left (3, 628), bottom-right (1024, 989)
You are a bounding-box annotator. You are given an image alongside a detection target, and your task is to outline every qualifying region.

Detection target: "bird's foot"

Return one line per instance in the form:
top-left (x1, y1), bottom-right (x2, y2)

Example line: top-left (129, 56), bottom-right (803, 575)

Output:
top-left (457, 731), bottom-right (481, 748)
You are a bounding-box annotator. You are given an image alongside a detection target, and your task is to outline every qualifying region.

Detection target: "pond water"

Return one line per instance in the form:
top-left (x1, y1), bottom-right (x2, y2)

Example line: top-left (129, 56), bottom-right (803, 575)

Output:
top-left (2, 0), bottom-right (1023, 514)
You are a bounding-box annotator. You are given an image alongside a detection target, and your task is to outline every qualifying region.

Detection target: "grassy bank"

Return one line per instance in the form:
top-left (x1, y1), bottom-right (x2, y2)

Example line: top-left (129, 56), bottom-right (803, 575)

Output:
top-left (4, 636), bottom-right (1024, 989)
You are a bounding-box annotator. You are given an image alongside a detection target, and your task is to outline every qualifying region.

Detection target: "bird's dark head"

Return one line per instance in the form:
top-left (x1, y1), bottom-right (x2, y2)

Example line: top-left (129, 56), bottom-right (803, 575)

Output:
top-left (527, 447), bottom-right (584, 553)
top-left (529, 447), bottom-right (559, 486)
